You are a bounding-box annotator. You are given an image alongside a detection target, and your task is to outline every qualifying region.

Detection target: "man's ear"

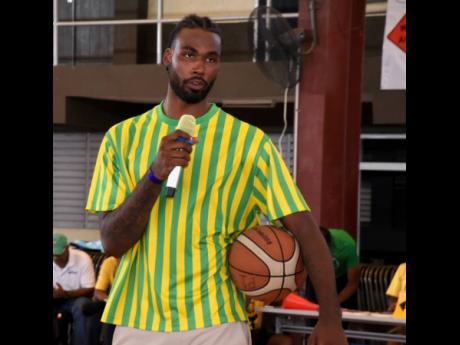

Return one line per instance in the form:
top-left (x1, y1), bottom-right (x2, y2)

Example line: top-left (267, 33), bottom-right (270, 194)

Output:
top-left (163, 48), bottom-right (172, 68)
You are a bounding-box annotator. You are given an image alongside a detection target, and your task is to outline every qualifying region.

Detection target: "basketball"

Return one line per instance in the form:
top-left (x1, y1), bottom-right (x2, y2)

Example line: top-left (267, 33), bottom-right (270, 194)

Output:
top-left (228, 225), bottom-right (307, 304)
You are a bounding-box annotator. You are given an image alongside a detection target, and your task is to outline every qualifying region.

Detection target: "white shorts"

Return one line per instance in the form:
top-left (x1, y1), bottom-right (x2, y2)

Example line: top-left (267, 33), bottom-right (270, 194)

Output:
top-left (112, 322), bottom-right (252, 345)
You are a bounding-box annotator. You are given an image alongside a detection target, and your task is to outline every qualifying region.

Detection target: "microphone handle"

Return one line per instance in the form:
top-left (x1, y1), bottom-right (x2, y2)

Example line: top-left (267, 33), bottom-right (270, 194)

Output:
top-left (166, 166), bottom-right (182, 197)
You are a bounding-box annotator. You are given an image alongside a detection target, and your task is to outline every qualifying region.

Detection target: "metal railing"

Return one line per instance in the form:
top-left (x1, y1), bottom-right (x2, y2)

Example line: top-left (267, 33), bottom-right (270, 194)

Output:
top-left (53, 1), bottom-right (386, 66)
top-left (53, 0), bottom-right (300, 66)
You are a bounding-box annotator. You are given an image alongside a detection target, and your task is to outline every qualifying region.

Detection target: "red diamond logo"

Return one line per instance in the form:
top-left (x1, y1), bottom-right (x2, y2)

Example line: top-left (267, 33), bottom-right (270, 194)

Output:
top-left (387, 14), bottom-right (406, 53)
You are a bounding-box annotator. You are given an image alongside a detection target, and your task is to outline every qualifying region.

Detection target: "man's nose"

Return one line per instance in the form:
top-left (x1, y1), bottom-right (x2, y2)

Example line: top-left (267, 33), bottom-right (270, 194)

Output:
top-left (192, 58), bottom-right (205, 75)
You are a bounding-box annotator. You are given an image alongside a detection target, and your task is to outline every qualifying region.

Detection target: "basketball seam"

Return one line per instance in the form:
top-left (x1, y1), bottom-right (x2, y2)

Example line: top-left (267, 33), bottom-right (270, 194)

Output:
top-left (268, 225), bottom-right (285, 303)
top-left (269, 225), bottom-right (296, 262)
top-left (230, 226), bottom-right (304, 302)
top-left (232, 238), bottom-right (271, 275)
top-left (228, 264), bottom-right (304, 278)
top-left (240, 232), bottom-right (289, 263)
top-left (228, 265), bottom-right (271, 291)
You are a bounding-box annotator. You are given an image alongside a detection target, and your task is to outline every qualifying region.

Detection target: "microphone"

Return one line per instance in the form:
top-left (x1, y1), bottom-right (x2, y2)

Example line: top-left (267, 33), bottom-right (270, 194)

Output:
top-left (166, 115), bottom-right (196, 197)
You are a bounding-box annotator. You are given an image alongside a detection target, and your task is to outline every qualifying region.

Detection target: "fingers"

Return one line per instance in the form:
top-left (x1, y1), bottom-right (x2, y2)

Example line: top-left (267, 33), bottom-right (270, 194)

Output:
top-left (169, 130), bottom-right (195, 143)
top-left (169, 150), bottom-right (191, 161)
top-left (165, 141), bottom-right (193, 153)
top-left (161, 130), bottom-right (196, 152)
top-left (162, 141), bottom-right (192, 161)
top-left (152, 130), bottom-right (198, 180)
top-left (167, 158), bottom-right (190, 168)
top-left (306, 332), bottom-right (317, 345)
top-left (167, 130), bottom-right (199, 145)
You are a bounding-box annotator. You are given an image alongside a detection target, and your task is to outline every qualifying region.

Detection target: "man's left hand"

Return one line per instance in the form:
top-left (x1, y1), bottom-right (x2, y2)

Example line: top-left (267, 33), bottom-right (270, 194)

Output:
top-left (307, 319), bottom-right (348, 345)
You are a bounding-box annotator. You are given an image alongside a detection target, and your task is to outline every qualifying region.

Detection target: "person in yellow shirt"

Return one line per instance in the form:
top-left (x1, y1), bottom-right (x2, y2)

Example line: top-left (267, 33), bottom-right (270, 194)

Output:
top-left (93, 256), bottom-right (119, 302)
top-left (385, 262), bottom-right (406, 345)
top-left (247, 298), bottom-right (295, 345)
top-left (386, 262), bottom-right (406, 318)
top-left (82, 256), bottom-right (120, 345)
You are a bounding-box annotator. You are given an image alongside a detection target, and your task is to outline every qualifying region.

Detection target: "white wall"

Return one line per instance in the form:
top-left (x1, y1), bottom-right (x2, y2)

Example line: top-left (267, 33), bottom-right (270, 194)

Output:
top-left (53, 228), bottom-right (100, 242)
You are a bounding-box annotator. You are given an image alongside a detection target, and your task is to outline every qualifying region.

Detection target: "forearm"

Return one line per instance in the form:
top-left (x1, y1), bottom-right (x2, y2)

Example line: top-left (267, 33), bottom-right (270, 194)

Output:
top-left (93, 289), bottom-right (109, 301)
top-left (338, 283), bottom-right (359, 304)
top-left (281, 212), bottom-right (342, 324)
top-left (338, 266), bottom-right (360, 304)
top-left (98, 130), bottom-right (195, 257)
top-left (100, 173), bottom-right (162, 257)
top-left (298, 230), bottom-right (341, 322)
top-left (65, 287), bottom-right (94, 299)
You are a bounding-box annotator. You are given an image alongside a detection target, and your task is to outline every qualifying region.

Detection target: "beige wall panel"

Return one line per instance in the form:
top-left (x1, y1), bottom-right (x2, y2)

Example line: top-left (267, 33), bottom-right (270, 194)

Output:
top-left (148, 0), bottom-right (254, 19)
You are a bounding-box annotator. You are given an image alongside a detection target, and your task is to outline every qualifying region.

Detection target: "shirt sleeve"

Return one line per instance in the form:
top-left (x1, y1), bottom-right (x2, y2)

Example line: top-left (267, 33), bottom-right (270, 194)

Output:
top-left (344, 235), bottom-right (360, 269)
top-left (386, 264), bottom-right (404, 297)
top-left (85, 130), bottom-right (130, 213)
top-left (95, 257), bottom-right (117, 291)
top-left (252, 135), bottom-right (309, 221)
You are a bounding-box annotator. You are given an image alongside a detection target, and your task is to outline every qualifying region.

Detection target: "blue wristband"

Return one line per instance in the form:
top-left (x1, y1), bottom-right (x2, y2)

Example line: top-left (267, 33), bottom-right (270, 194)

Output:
top-left (176, 137), bottom-right (194, 145)
top-left (147, 167), bottom-right (163, 185)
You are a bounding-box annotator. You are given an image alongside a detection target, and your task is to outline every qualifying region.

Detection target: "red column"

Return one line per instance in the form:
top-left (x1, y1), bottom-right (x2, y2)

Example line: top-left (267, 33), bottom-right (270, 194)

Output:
top-left (296, 0), bottom-right (366, 239)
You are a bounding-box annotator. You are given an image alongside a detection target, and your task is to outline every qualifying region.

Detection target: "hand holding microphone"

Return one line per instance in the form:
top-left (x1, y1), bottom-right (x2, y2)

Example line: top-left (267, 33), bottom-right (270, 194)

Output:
top-left (150, 115), bottom-right (197, 197)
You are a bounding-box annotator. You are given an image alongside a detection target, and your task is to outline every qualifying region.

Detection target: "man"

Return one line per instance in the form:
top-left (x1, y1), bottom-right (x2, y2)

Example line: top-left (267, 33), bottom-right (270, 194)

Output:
top-left (305, 227), bottom-right (360, 310)
top-left (53, 233), bottom-right (95, 345)
top-left (386, 262), bottom-right (406, 318)
top-left (86, 14), bottom-right (347, 345)
top-left (385, 262), bottom-right (406, 345)
top-left (247, 298), bottom-right (293, 345)
top-left (83, 256), bottom-right (120, 345)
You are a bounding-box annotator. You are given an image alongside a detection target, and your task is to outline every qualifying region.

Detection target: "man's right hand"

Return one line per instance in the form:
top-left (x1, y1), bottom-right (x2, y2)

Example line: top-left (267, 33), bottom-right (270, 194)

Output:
top-left (53, 283), bottom-right (66, 299)
top-left (99, 130), bottom-right (198, 257)
top-left (151, 130), bottom-right (198, 181)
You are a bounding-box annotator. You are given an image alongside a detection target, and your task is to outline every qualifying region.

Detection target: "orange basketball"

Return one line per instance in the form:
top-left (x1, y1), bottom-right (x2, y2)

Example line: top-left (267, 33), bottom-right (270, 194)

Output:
top-left (228, 225), bottom-right (307, 304)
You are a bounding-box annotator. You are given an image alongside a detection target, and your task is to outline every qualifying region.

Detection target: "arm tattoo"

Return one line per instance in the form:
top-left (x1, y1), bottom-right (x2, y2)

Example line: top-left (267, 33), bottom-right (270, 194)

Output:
top-left (100, 174), bottom-right (162, 257)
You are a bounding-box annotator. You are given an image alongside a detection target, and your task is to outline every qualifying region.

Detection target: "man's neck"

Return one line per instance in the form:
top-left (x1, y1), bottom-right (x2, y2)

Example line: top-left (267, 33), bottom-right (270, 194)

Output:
top-left (162, 89), bottom-right (212, 120)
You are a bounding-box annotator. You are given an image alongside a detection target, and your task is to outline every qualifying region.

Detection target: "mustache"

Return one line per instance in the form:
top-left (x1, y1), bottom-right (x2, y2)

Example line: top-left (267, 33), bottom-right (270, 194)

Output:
top-left (184, 77), bottom-right (208, 86)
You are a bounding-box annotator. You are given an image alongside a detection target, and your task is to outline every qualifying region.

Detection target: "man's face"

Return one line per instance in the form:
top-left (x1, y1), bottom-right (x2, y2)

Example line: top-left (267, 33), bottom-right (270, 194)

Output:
top-left (53, 246), bottom-right (69, 268)
top-left (165, 28), bottom-right (221, 104)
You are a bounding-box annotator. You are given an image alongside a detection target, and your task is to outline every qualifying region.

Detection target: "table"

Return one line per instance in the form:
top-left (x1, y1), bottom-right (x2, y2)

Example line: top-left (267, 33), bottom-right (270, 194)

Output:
top-left (256, 306), bottom-right (406, 343)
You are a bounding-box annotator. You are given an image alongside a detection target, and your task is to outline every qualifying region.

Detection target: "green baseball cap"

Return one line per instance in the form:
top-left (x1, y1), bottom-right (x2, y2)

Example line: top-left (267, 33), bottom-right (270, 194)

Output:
top-left (53, 233), bottom-right (68, 256)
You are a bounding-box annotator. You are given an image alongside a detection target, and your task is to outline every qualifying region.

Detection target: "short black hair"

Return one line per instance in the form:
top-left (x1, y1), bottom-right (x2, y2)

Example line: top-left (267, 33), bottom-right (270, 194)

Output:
top-left (167, 14), bottom-right (222, 49)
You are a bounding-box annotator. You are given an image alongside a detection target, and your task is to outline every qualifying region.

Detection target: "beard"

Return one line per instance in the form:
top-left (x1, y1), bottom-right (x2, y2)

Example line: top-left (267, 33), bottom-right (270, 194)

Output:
top-left (168, 67), bottom-right (215, 104)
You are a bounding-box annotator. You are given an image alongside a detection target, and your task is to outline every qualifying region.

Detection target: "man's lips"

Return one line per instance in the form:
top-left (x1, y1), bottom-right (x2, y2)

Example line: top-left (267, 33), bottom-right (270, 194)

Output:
top-left (185, 78), bottom-right (207, 90)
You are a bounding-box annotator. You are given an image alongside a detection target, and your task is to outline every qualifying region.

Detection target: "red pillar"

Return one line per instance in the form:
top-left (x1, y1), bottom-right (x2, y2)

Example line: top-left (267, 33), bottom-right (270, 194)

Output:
top-left (296, 0), bottom-right (366, 239)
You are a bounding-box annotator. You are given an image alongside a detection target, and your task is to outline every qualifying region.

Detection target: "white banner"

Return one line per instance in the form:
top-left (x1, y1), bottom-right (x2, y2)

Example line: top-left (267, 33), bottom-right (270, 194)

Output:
top-left (381, 0), bottom-right (406, 90)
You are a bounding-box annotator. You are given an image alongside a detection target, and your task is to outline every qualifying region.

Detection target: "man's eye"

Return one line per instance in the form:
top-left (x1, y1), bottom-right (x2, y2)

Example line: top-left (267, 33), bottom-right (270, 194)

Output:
top-left (184, 52), bottom-right (194, 58)
top-left (206, 57), bottom-right (216, 63)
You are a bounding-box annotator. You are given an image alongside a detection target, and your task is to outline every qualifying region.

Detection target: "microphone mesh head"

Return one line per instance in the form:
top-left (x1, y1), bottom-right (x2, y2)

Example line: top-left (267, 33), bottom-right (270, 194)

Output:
top-left (176, 115), bottom-right (196, 136)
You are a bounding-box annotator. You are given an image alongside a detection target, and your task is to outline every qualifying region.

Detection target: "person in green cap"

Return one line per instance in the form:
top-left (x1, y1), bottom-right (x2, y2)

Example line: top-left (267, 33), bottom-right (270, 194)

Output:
top-left (53, 233), bottom-right (96, 345)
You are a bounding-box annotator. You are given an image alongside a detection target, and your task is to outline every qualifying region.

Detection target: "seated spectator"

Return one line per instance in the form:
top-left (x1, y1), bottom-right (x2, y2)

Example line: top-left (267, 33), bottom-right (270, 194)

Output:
top-left (303, 227), bottom-right (360, 343)
top-left (386, 262), bottom-right (406, 317)
top-left (305, 227), bottom-right (360, 310)
top-left (386, 262), bottom-right (406, 345)
top-left (82, 256), bottom-right (119, 345)
top-left (247, 298), bottom-right (294, 345)
top-left (53, 233), bottom-right (95, 345)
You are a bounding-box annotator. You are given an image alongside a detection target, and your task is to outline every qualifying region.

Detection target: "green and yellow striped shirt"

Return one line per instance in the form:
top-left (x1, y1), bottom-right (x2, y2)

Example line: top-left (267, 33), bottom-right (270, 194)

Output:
top-left (86, 102), bottom-right (309, 332)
